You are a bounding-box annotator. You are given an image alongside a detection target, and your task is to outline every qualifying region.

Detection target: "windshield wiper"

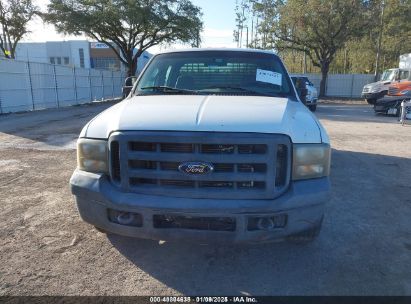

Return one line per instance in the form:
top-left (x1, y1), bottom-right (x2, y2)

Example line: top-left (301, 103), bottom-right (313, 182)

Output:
top-left (201, 85), bottom-right (280, 97)
top-left (140, 86), bottom-right (197, 94)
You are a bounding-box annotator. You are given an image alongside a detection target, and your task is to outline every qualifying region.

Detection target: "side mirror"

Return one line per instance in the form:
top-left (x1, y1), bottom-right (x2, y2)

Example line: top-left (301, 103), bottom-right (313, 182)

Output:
top-left (122, 76), bottom-right (137, 98)
top-left (296, 81), bottom-right (308, 104)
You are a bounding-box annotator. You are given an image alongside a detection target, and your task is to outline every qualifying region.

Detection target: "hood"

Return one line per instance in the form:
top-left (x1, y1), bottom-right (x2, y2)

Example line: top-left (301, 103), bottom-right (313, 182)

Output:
top-left (389, 81), bottom-right (411, 89)
top-left (364, 80), bottom-right (391, 90)
top-left (82, 95), bottom-right (324, 143)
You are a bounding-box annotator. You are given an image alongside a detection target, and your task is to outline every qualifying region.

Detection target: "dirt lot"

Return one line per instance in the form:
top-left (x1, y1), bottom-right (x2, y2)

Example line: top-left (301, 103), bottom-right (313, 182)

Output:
top-left (0, 100), bottom-right (411, 296)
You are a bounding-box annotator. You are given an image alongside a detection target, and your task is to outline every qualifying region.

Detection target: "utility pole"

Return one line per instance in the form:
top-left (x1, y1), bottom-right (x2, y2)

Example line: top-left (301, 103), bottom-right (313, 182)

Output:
top-left (239, 6), bottom-right (244, 48)
top-left (344, 48), bottom-right (348, 74)
top-left (251, 18), bottom-right (254, 48)
top-left (246, 26), bottom-right (248, 48)
top-left (303, 47), bottom-right (307, 74)
top-left (255, 17), bottom-right (259, 48)
top-left (374, 0), bottom-right (385, 81)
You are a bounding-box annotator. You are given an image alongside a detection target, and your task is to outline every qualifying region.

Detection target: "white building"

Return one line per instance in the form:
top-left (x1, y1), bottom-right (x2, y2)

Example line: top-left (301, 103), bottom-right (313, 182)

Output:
top-left (15, 40), bottom-right (91, 68)
top-left (14, 40), bottom-right (151, 74)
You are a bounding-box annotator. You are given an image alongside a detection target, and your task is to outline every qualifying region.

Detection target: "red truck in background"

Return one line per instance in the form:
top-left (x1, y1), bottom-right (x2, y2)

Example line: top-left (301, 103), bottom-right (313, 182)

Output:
top-left (387, 80), bottom-right (411, 97)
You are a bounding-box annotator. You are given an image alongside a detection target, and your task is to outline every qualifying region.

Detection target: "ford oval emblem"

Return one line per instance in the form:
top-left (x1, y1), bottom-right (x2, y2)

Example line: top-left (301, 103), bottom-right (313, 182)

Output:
top-left (178, 162), bottom-right (214, 175)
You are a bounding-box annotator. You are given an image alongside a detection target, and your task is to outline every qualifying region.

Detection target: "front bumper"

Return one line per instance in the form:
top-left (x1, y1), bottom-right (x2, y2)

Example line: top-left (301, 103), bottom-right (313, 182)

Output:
top-left (305, 97), bottom-right (318, 105)
top-left (70, 169), bottom-right (330, 243)
top-left (362, 92), bottom-right (385, 100)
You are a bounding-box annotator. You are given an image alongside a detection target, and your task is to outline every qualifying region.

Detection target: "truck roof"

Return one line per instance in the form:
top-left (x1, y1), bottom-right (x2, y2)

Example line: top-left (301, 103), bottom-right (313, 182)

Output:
top-left (158, 48), bottom-right (277, 56)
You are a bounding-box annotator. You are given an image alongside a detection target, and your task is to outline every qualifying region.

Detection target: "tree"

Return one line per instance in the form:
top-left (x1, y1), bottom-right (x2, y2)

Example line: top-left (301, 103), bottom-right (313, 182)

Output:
top-left (44, 0), bottom-right (203, 75)
top-left (375, 0), bottom-right (411, 73)
top-left (234, 0), bottom-right (249, 48)
top-left (342, 0), bottom-right (411, 76)
top-left (251, 0), bottom-right (369, 96)
top-left (0, 0), bottom-right (37, 59)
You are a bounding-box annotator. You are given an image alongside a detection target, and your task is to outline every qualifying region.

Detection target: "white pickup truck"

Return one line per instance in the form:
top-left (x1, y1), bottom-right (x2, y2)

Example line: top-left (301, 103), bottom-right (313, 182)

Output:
top-left (70, 49), bottom-right (331, 243)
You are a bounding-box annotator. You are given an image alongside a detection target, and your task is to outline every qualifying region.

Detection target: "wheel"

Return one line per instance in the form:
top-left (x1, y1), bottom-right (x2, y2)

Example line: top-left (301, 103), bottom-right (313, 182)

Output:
top-left (366, 99), bottom-right (376, 105)
top-left (309, 104), bottom-right (317, 112)
top-left (94, 226), bottom-right (108, 234)
top-left (287, 216), bottom-right (323, 244)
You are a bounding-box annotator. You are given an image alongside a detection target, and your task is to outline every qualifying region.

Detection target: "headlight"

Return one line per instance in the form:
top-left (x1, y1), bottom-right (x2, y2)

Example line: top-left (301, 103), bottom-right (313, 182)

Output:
top-left (370, 87), bottom-right (381, 93)
top-left (77, 138), bottom-right (108, 173)
top-left (292, 144), bottom-right (331, 180)
top-left (400, 90), bottom-right (410, 96)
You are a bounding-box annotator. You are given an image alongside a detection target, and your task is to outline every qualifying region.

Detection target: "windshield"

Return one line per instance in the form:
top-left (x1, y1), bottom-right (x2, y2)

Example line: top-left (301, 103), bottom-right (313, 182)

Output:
top-left (380, 69), bottom-right (396, 81)
top-left (135, 51), bottom-right (295, 98)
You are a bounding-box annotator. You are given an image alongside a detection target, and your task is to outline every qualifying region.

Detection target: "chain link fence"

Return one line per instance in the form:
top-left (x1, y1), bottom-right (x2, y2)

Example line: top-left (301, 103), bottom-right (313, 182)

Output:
top-left (0, 58), bottom-right (126, 114)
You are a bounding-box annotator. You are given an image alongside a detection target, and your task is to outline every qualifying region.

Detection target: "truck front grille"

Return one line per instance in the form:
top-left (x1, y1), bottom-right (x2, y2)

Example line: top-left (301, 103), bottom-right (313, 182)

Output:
top-left (109, 131), bottom-right (291, 199)
top-left (110, 141), bottom-right (121, 182)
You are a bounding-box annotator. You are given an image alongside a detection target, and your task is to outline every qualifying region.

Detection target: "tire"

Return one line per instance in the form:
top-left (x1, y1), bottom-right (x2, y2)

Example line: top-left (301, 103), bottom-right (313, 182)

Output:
top-left (366, 99), bottom-right (376, 105)
top-left (287, 216), bottom-right (323, 244)
top-left (309, 104), bottom-right (317, 112)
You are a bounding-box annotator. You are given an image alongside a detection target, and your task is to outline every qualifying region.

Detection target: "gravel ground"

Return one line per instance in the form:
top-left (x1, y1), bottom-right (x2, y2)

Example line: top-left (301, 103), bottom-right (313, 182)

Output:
top-left (0, 100), bottom-right (410, 296)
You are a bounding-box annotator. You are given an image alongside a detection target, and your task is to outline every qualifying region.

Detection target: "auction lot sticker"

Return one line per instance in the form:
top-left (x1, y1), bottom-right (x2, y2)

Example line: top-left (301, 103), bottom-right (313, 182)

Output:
top-left (256, 69), bottom-right (282, 86)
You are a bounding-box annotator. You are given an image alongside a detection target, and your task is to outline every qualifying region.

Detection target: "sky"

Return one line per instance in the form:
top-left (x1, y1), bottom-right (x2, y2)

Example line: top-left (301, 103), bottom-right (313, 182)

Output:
top-left (24, 0), bottom-right (238, 53)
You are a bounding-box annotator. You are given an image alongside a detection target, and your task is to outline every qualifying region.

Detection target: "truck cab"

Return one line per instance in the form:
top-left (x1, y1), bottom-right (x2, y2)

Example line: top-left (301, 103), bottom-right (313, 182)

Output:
top-left (70, 49), bottom-right (331, 244)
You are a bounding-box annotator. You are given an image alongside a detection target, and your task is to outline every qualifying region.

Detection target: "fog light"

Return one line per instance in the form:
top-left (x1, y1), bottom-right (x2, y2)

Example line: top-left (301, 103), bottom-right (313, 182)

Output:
top-left (248, 214), bottom-right (287, 231)
top-left (108, 209), bottom-right (142, 227)
top-left (257, 217), bottom-right (275, 230)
